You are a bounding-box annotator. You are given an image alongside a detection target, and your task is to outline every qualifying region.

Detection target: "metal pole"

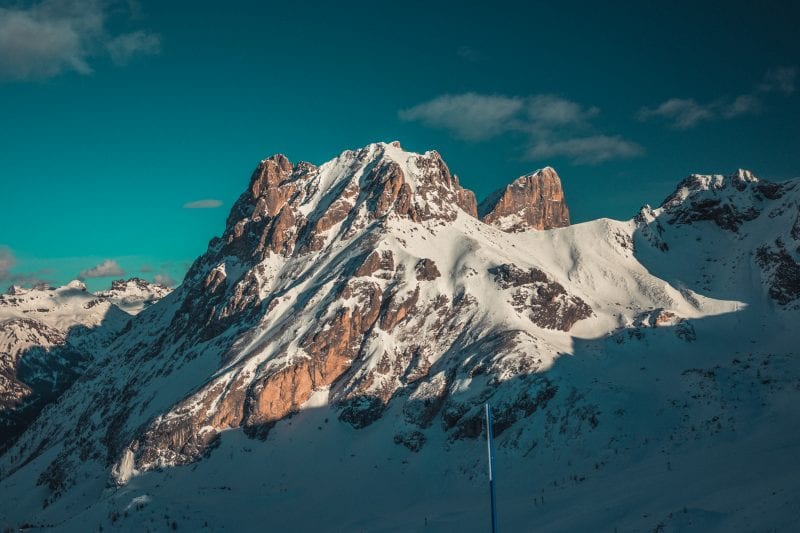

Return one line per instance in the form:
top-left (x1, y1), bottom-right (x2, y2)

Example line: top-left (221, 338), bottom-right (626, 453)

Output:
top-left (485, 402), bottom-right (498, 533)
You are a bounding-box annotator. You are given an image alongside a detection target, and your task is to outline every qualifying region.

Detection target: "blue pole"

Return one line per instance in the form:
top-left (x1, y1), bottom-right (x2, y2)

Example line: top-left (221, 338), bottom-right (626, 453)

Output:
top-left (485, 403), bottom-right (498, 533)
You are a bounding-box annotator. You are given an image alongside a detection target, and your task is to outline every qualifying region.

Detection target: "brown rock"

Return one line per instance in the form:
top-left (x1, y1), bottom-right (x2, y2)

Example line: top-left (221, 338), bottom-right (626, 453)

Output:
top-left (249, 155), bottom-right (293, 198)
top-left (479, 167), bottom-right (570, 232)
top-left (261, 184), bottom-right (296, 218)
top-left (490, 264), bottom-right (592, 331)
top-left (380, 286), bottom-right (420, 331)
top-left (265, 204), bottom-right (297, 255)
top-left (355, 250), bottom-right (395, 277)
top-left (454, 185), bottom-right (478, 218)
top-left (415, 258), bottom-right (441, 281)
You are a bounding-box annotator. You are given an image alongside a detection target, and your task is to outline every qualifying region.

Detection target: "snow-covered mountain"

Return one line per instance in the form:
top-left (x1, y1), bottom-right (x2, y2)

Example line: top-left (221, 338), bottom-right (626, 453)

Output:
top-left (0, 278), bottom-right (171, 451)
top-left (95, 278), bottom-right (172, 315)
top-left (0, 142), bottom-right (798, 531)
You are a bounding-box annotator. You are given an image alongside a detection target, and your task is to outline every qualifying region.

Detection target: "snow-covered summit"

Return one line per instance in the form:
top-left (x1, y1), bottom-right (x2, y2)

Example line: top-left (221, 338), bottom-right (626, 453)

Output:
top-left (648, 169), bottom-right (796, 232)
top-left (95, 277), bottom-right (172, 315)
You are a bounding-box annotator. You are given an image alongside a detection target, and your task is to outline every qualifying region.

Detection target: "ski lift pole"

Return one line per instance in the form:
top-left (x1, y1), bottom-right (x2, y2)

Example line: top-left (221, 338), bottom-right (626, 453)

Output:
top-left (485, 402), bottom-right (498, 533)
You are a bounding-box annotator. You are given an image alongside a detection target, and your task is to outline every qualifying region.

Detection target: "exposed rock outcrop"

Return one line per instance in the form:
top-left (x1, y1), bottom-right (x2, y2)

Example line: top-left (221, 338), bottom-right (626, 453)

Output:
top-left (489, 264), bottom-right (592, 331)
top-left (479, 167), bottom-right (570, 232)
top-left (661, 169), bottom-right (770, 231)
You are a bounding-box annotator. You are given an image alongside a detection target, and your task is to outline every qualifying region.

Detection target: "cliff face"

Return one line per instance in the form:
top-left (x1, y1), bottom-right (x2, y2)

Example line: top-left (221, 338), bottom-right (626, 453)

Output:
top-left (479, 167), bottom-right (570, 232)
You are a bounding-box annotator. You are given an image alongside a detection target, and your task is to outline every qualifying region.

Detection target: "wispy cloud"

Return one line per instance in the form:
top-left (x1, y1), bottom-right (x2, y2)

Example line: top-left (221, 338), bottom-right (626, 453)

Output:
top-left (527, 135), bottom-right (643, 165)
top-left (0, 246), bottom-right (53, 288)
top-left (183, 199), bottom-right (223, 209)
top-left (106, 29), bottom-right (160, 65)
top-left (153, 273), bottom-right (175, 287)
top-left (637, 98), bottom-right (715, 129)
top-left (0, 247), bottom-right (14, 281)
top-left (399, 93), bottom-right (523, 141)
top-left (638, 67), bottom-right (796, 130)
top-left (456, 45), bottom-right (485, 63)
top-left (759, 66), bottom-right (796, 95)
top-left (399, 92), bottom-right (642, 164)
top-left (0, 0), bottom-right (160, 82)
top-left (183, 198), bottom-right (222, 209)
top-left (79, 259), bottom-right (124, 279)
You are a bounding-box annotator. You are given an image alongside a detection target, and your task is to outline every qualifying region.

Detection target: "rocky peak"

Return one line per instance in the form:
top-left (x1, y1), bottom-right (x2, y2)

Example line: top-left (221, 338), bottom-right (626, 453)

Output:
top-left (478, 166), bottom-right (570, 232)
top-left (112, 277), bottom-right (170, 292)
top-left (215, 142), bottom-right (479, 266)
top-left (732, 168), bottom-right (758, 185)
top-left (663, 169), bottom-right (762, 208)
top-left (95, 278), bottom-right (172, 315)
top-left (658, 169), bottom-right (786, 231)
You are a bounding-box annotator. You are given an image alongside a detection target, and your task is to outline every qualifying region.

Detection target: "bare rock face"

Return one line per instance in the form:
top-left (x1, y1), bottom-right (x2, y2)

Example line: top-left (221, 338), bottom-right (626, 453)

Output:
top-left (217, 142), bottom-right (482, 267)
top-left (756, 240), bottom-right (800, 306)
top-left (479, 167), bottom-right (570, 232)
top-left (490, 264), bottom-right (592, 331)
top-left (414, 258), bottom-right (440, 281)
top-left (355, 250), bottom-right (395, 278)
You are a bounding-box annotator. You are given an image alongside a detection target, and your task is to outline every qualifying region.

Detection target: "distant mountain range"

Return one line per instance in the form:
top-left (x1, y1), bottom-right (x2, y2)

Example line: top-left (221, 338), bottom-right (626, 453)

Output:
top-left (1, 142), bottom-right (798, 531)
top-left (0, 278), bottom-right (171, 450)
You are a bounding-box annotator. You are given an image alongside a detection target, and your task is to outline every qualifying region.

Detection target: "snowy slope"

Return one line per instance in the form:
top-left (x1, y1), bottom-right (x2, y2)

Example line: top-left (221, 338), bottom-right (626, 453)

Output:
top-left (0, 144), bottom-right (798, 531)
top-left (95, 278), bottom-right (172, 315)
top-left (0, 279), bottom-right (171, 452)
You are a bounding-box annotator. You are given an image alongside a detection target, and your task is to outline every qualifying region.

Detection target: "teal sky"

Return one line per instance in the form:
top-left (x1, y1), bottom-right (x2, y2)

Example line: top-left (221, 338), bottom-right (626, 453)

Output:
top-left (1, 0), bottom-right (799, 291)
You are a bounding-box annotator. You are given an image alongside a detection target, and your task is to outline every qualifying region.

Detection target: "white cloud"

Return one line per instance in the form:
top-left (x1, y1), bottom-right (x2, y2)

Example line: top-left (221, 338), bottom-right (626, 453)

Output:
top-left (0, 247), bottom-right (14, 281)
top-left (106, 29), bottom-right (160, 65)
top-left (0, 246), bottom-right (53, 288)
top-left (183, 199), bottom-right (223, 209)
top-left (637, 96), bottom-right (764, 129)
top-left (527, 135), bottom-right (643, 165)
top-left (79, 259), bottom-right (124, 279)
top-left (0, 0), bottom-right (160, 82)
top-left (153, 273), bottom-right (175, 287)
top-left (758, 67), bottom-right (796, 95)
top-left (637, 98), bottom-right (715, 129)
top-left (722, 94), bottom-right (762, 118)
top-left (456, 45), bottom-right (485, 63)
top-left (639, 67), bottom-right (795, 129)
top-left (524, 94), bottom-right (599, 127)
top-left (400, 92), bottom-right (642, 164)
top-left (399, 93), bottom-right (523, 141)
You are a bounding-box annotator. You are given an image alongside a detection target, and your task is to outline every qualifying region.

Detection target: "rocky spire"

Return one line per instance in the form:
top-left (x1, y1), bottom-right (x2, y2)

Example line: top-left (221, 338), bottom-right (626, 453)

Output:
top-left (478, 167), bottom-right (570, 232)
top-left (214, 142), bottom-right (479, 265)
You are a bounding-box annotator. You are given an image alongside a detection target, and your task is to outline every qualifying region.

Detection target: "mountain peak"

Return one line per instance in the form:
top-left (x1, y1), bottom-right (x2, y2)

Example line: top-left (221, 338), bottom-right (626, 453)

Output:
top-left (655, 169), bottom-right (794, 232)
top-left (732, 168), bottom-right (758, 184)
top-left (96, 277), bottom-right (172, 315)
top-left (478, 166), bottom-right (570, 232)
top-left (65, 279), bottom-right (87, 291)
top-left (217, 142), bottom-right (480, 264)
